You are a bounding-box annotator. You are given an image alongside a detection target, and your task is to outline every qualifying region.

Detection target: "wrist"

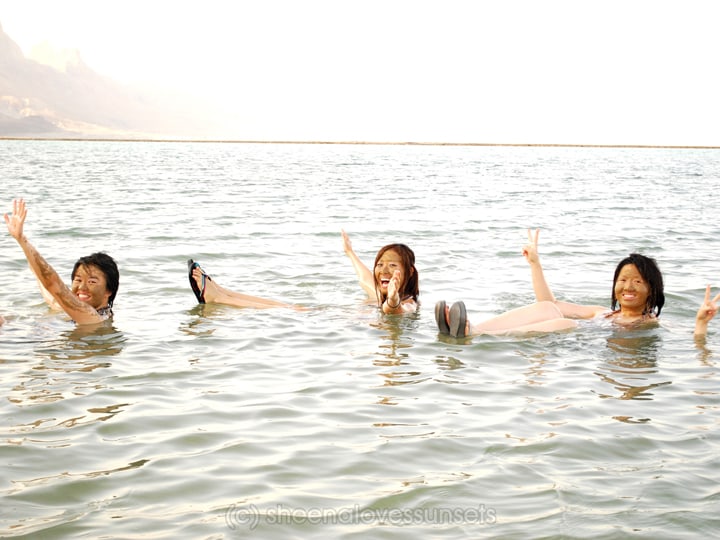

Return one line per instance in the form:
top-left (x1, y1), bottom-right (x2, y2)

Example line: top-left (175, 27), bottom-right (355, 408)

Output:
top-left (385, 297), bottom-right (401, 309)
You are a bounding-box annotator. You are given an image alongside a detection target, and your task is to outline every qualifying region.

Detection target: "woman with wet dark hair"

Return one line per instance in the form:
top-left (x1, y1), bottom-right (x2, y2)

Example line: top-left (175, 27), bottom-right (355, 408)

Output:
top-left (436, 229), bottom-right (718, 338)
top-left (4, 198), bottom-right (119, 325)
top-left (609, 253), bottom-right (665, 317)
top-left (342, 230), bottom-right (419, 314)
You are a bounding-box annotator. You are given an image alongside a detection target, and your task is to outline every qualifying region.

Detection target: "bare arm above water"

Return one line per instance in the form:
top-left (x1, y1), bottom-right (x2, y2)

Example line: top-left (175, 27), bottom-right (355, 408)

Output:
top-left (4, 199), bottom-right (104, 325)
top-left (341, 229), bottom-right (377, 300)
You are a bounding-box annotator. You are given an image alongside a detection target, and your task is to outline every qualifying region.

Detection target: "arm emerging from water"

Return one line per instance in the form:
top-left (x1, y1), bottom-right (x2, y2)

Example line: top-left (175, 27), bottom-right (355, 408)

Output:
top-left (4, 199), bottom-right (104, 325)
top-left (695, 284), bottom-right (719, 338)
top-left (341, 229), bottom-right (377, 300)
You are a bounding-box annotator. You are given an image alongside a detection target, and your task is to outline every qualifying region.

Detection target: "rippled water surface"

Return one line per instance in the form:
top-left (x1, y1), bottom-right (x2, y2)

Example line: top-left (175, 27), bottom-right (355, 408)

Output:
top-left (1, 141), bottom-right (719, 538)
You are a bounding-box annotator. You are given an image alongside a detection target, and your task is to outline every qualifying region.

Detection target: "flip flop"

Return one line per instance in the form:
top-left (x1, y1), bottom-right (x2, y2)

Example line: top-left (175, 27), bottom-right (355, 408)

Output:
top-left (187, 259), bottom-right (211, 304)
top-left (435, 300), bottom-right (451, 334)
top-left (448, 301), bottom-right (468, 338)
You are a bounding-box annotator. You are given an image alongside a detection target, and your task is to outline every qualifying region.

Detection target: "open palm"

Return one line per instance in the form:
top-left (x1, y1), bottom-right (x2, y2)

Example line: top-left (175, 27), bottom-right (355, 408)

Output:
top-left (4, 198), bottom-right (27, 240)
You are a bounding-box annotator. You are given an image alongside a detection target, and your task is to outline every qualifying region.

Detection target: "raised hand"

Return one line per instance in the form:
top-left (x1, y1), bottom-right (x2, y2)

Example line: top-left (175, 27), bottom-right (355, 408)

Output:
top-left (387, 269), bottom-right (402, 306)
top-left (522, 228), bottom-right (540, 264)
top-left (341, 229), bottom-right (353, 256)
top-left (4, 198), bottom-right (28, 241)
top-left (697, 284), bottom-right (720, 324)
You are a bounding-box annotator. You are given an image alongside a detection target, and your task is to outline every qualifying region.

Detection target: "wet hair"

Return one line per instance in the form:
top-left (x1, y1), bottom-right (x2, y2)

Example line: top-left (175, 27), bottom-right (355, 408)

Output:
top-left (610, 253), bottom-right (664, 316)
top-left (373, 243), bottom-right (419, 306)
top-left (71, 252), bottom-right (120, 307)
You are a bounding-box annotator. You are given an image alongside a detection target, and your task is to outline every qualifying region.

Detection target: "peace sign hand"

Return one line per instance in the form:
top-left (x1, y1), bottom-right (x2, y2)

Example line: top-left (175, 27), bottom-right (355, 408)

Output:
top-left (697, 284), bottom-right (720, 324)
top-left (522, 228), bottom-right (540, 264)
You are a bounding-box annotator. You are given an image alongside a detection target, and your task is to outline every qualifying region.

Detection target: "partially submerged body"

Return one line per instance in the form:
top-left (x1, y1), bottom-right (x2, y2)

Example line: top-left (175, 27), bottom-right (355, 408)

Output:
top-left (5, 199), bottom-right (119, 326)
top-left (341, 230), bottom-right (418, 314)
top-left (436, 229), bottom-right (717, 338)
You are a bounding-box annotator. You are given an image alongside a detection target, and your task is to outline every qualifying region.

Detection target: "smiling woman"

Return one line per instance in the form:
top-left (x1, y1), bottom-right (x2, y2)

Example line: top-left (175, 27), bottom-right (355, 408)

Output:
top-left (4, 198), bottom-right (119, 325)
top-left (341, 229), bottom-right (419, 314)
top-left (435, 228), bottom-right (720, 338)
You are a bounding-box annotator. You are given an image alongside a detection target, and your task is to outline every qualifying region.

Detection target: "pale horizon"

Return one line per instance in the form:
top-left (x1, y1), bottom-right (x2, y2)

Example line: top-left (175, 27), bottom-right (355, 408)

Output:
top-left (2, 0), bottom-right (719, 146)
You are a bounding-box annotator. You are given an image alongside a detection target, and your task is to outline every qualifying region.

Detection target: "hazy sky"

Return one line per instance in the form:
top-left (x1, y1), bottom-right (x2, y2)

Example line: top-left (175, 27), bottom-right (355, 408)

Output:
top-left (2, 0), bottom-right (719, 144)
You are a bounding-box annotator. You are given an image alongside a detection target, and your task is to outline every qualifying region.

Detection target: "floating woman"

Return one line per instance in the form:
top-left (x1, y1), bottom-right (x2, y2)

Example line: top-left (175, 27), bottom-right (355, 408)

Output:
top-left (436, 229), bottom-right (718, 338)
top-left (341, 229), bottom-right (418, 314)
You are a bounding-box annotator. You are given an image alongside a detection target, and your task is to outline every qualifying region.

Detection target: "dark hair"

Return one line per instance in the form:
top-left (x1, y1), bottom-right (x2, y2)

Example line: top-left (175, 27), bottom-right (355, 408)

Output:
top-left (373, 243), bottom-right (419, 306)
top-left (72, 252), bottom-right (120, 307)
top-left (610, 253), bottom-right (664, 316)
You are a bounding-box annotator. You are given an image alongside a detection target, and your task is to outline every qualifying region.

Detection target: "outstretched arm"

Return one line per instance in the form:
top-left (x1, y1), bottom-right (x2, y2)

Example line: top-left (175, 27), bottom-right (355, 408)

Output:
top-left (522, 229), bottom-right (555, 302)
top-left (695, 284), bottom-right (720, 338)
top-left (5, 199), bottom-right (102, 324)
top-left (341, 229), bottom-right (377, 300)
top-left (34, 276), bottom-right (63, 311)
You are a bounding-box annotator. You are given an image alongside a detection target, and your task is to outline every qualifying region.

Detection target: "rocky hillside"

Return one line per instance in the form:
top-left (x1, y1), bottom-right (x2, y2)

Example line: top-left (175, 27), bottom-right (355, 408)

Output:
top-left (0, 23), bottom-right (216, 139)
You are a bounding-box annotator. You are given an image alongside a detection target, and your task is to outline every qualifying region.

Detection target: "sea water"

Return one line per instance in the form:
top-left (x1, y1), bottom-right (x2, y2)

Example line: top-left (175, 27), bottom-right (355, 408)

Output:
top-left (0, 140), bottom-right (719, 538)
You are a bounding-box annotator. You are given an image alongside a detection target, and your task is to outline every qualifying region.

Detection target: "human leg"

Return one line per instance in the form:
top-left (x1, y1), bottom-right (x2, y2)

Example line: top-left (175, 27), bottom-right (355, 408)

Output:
top-left (438, 300), bottom-right (577, 337)
top-left (471, 301), bottom-right (569, 334)
top-left (187, 260), bottom-right (300, 309)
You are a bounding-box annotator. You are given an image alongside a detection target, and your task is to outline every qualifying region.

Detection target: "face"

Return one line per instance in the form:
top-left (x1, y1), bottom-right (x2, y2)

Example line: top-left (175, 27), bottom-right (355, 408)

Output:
top-left (374, 249), bottom-right (405, 295)
top-left (71, 264), bottom-right (112, 309)
top-left (613, 264), bottom-right (650, 313)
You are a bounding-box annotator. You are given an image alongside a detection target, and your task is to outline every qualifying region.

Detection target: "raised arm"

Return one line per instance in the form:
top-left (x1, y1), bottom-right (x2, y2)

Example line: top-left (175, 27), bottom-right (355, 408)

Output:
top-left (341, 229), bottom-right (377, 299)
top-left (5, 199), bottom-right (103, 325)
top-left (33, 275), bottom-right (63, 311)
top-left (523, 228), bottom-right (606, 319)
top-left (695, 284), bottom-right (720, 338)
top-left (522, 228), bottom-right (555, 302)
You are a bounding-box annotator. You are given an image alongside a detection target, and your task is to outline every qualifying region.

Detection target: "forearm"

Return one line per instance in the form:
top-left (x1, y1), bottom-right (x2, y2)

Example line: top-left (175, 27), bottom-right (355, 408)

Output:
top-left (345, 249), bottom-right (375, 295)
top-left (35, 276), bottom-right (63, 310)
top-left (694, 319), bottom-right (709, 338)
top-left (381, 296), bottom-right (414, 314)
top-left (15, 234), bottom-right (70, 307)
top-left (529, 262), bottom-right (556, 302)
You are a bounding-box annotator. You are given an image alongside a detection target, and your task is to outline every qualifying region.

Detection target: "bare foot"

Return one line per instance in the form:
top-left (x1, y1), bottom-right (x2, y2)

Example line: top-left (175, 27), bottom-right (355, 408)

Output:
top-left (192, 266), bottom-right (220, 303)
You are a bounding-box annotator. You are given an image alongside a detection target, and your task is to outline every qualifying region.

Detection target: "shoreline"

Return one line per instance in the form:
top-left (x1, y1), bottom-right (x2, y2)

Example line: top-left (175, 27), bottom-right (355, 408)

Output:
top-left (1, 136), bottom-right (718, 150)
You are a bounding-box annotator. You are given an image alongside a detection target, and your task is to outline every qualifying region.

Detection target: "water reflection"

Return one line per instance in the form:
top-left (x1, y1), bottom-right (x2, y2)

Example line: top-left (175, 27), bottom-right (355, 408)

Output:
top-left (179, 305), bottom-right (222, 337)
top-left (9, 323), bottom-right (125, 406)
top-left (369, 313), bottom-right (432, 440)
top-left (370, 313), bottom-right (426, 387)
top-left (35, 322), bottom-right (126, 362)
top-left (694, 335), bottom-right (716, 366)
top-left (594, 330), bottom-right (671, 401)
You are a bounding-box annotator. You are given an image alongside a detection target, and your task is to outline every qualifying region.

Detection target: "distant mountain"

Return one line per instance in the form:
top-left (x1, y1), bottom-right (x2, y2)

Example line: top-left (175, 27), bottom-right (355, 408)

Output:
top-left (0, 23), bottom-right (219, 139)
